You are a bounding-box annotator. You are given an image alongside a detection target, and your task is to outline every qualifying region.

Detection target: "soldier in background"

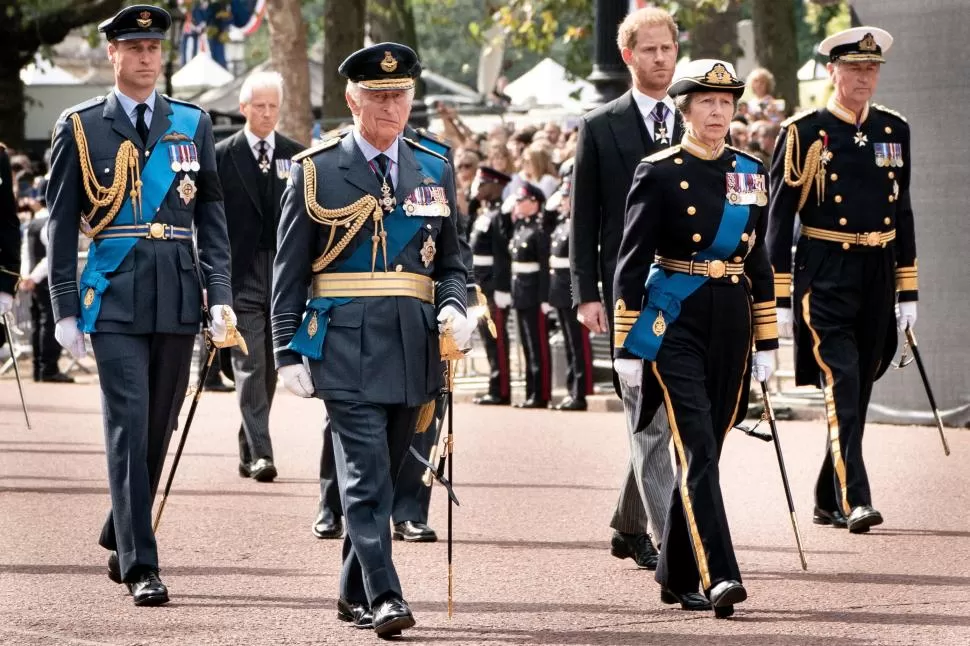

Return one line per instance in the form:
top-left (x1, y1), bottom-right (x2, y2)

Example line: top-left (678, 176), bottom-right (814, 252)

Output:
top-left (547, 165), bottom-right (593, 411)
top-left (469, 166), bottom-right (513, 406)
top-left (510, 182), bottom-right (551, 409)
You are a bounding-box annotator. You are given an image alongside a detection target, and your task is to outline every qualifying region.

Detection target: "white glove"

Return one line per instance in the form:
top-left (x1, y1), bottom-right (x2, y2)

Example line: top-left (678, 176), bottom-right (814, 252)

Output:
top-left (54, 316), bottom-right (87, 360)
top-left (0, 292), bottom-right (12, 315)
top-left (896, 301), bottom-right (917, 333)
top-left (540, 302), bottom-right (554, 316)
top-left (777, 307), bottom-right (794, 337)
top-left (209, 304), bottom-right (237, 344)
top-left (613, 358), bottom-right (643, 390)
top-left (438, 305), bottom-right (474, 349)
top-left (752, 350), bottom-right (776, 383)
top-left (279, 364), bottom-right (314, 398)
top-left (493, 291), bottom-right (511, 309)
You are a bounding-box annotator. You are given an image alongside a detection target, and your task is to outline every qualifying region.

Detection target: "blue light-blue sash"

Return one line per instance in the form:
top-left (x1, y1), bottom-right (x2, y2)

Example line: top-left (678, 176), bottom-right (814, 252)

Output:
top-left (288, 146), bottom-right (447, 360)
top-left (77, 103), bottom-right (202, 332)
top-left (625, 155), bottom-right (756, 361)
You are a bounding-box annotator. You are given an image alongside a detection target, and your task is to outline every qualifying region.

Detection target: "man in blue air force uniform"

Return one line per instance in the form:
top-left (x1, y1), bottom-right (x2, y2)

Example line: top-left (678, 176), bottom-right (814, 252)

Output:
top-left (46, 5), bottom-right (235, 606)
top-left (271, 43), bottom-right (473, 638)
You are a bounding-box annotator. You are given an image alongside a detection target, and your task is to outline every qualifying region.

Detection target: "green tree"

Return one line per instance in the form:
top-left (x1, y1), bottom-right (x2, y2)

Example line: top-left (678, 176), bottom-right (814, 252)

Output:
top-left (2, 0), bottom-right (124, 147)
top-left (267, 0), bottom-right (312, 144)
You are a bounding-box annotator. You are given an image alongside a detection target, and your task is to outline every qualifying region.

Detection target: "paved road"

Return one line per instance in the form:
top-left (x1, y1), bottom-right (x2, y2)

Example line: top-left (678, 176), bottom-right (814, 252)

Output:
top-left (1, 379), bottom-right (968, 645)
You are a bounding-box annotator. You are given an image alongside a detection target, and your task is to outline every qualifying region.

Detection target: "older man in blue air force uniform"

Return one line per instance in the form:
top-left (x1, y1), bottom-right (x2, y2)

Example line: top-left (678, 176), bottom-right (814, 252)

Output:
top-left (271, 43), bottom-right (473, 638)
top-left (45, 5), bottom-right (236, 606)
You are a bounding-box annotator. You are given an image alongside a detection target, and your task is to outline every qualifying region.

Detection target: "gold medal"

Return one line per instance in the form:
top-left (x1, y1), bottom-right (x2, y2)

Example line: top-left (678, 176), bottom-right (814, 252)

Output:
top-left (652, 311), bottom-right (666, 336)
top-left (83, 287), bottom-right (95, 309)
top-left (177, 175), bottom-right (197, 205)
top-left (756, 192), bottom-right (768, 207)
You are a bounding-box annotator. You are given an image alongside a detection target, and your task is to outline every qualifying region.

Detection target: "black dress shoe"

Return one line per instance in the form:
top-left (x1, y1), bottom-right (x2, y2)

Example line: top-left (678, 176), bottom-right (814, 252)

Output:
top-left (709, 580), bottom-right (746, 617)
top-left (249, 457), bottom-right (278, 482)
top-left (393, 521), bottom-right (438, 543)
top-left (610, 531), bottom-right (659, 570)
top-left (813, 506), bottom-right (848, 528)
top-left (660, 587), bottom-right (712, 610)
top-left (203, 380), bottom-right (235, 392)
top-left (473, 394), bottom-right (510, 406)
top-left (337, 598), bottom-right (374, 629)
top-left (513, 398), bottom-right (549, 409)
top-left (312, 510), bottom-right (343, 539)
top-left (237, 462), bottom-right (251, 478)
top-left (555, 396), bottom-right (588, 411)
top-left (372, 597), bottom-right (415, 638)
top-left (126, 570), bottom-right (169, 606)
top-left (40, 372), bottom-right (75, 383)
top-left (847, 505), bottom-right (883, 534)
top-left (107, 552), bottom-right (122, 585)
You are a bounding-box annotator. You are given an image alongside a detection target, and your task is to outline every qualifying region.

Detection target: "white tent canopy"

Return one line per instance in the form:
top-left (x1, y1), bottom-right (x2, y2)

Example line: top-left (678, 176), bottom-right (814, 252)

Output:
top-left (172, 51), bottom-right (234, 91)
top-left (504, 58), bottom-right (597, 109)
top-left (20, 55), bottom-right (80, 86)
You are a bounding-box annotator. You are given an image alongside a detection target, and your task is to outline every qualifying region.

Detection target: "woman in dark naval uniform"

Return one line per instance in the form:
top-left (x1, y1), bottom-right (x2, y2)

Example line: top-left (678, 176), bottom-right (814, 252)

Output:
top-left (611, 59), bottom-right (779, 618)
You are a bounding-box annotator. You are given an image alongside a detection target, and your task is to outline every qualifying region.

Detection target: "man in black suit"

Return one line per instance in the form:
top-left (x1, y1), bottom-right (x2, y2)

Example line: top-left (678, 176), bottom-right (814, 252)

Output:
top-left (569, 6), bottom-right (681, 570)
top-left (216, 71), bottom-right (304, 482)
top-left (0, 144), bottom-right (20, 334)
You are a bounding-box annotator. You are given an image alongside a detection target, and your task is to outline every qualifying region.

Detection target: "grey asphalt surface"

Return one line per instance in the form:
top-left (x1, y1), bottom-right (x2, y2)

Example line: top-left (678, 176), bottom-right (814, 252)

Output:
top-left (1, 378), bottom-right (969, 646)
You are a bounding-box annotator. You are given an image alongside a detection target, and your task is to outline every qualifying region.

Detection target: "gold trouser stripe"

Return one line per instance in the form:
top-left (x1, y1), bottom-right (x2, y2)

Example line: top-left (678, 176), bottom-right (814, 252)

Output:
top-left (801, 226), bottom-right (896, 247)
top-left (725, 306), bottom-right (753, 438)
top-left (651, 362), bottom-right (712, 590)
top-left (801, 290), bottom-right (851, 516)
top-left (312, 272), bottom-right (434, 303)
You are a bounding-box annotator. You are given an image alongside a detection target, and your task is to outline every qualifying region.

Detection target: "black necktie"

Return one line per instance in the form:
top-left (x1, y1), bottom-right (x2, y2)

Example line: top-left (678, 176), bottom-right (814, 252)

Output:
top-left (135, 103), bottom-right (149, 146)
top-left (256, 140), bottom-right (270, 174)
top-left (651, 102), bottom-right (669, 145)
top-left (375, 153), bottom-right (394, 193)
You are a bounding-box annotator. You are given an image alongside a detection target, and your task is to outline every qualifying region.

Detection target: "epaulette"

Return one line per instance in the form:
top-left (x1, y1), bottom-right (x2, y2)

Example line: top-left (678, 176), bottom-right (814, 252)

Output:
top-left (871, 104), bottom-right (908, 123)
top-left (643, 145), bottom-right (682, 164)
top-left (780, 108), bottom-right (817, 128)
top-left (725, 145), bottom-right (763, 167)
top-left (58, 95), bottom-right (106, 121)
top-left (403, 137), bottom-right (448, 162)
top-left (323, 126), bottom-right (353, 140)
top-left (292, 137), bottom-right (341, 162)
top-left (416, 127), bottom-right (451, 150)
top-left (162, 94), bottom-right (206, 112)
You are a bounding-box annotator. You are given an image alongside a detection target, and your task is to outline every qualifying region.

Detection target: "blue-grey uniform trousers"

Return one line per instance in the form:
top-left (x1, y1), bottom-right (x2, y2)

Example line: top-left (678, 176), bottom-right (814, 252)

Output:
top-left (327, 400), bottom-right (419, 604)
top-left (320, 415), bottom-right (436, 525)
top-left (92, 332), bottom-right (195, 581)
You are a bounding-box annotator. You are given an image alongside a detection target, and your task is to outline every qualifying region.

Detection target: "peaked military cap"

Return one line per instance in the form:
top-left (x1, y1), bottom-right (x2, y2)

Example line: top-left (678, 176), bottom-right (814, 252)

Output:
top-left (475, 166), bottom-right (512, 185)
top-left (99, 4), bottom-right (171, 41)
top-left (339, 43), bottom-right (421, 91)
top-left (818, 26), bottom-right (893, 64)
top-left (667, 59), bottom-right (745, 99)
top-left (515, 182), bottom-right (545, 204)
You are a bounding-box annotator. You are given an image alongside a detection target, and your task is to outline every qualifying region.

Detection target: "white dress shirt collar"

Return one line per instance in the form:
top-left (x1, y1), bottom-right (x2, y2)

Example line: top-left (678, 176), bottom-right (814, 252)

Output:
top-left (244, 127), bottom-right (276, 159)
top-left (114, 87), bottom-right (157, 130)
top-left (352, 128), bottom-right (400, 187)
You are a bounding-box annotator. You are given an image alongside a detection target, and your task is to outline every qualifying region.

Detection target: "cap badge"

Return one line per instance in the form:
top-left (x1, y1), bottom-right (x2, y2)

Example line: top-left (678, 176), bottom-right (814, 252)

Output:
top-left (380, 51), bottom-right (398, 73)
top-left (858, 33), bottom-right (878, 52)
top-left (704, 63), bottom-right (733, 85)
top-left (136, 11), bottom-right (153, 28)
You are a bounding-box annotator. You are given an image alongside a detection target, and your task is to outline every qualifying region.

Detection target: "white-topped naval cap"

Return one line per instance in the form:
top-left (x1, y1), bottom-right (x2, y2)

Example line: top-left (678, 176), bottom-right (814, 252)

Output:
top-left (818, 26), bottom-right (893, 63)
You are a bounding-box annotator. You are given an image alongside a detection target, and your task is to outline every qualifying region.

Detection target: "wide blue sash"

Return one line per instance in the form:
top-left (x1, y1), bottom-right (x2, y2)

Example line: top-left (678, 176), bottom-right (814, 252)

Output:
top-left (625, 155), bottom-right (757, 361)
top-left (77, 103), bottom-right (202, 332)
top-left (288, 146), bottom-right (447, 360)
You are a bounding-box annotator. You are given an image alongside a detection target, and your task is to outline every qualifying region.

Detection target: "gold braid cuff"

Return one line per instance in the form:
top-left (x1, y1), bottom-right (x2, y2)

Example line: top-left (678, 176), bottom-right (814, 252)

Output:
top-left (301, 158), bottom-right (387, 274)
top-left (70, 113), bottom-right (142, 238)
top-left (782, 123), bottom-right (825, 212)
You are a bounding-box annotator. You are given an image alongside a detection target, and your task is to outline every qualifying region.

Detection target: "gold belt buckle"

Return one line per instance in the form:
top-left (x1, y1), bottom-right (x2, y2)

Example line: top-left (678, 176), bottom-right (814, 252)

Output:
top-left (865, 231), bottom-right (880, 247)
top-left (708, 259), bottom-right (726, 279)
top-left (149, 222), bottom-right (166, 239)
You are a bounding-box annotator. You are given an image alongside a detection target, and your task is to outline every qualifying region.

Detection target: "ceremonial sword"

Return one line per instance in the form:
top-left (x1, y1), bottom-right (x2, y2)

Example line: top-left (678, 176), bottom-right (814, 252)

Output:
top-left (1, 312), bottom-right (31, 429)
top-left (903, 326), bottom-right (951, 456)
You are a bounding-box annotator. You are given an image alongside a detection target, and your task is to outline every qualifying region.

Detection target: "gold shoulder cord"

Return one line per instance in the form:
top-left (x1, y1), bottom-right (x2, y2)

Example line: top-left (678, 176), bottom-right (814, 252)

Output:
top-left (781, 124), bottom-right (825, 211)
top-left (301, 158), bottom-right (388, 274)
top-left (70, 113), bottom-right (142, 237)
